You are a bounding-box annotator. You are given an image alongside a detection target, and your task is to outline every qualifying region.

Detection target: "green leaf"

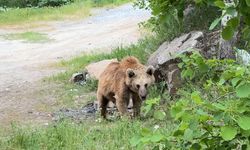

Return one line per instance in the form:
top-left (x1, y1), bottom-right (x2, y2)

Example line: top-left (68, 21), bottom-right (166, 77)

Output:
top-left (171, 105), bottom-right (182, 118)
top-left (246, 0), bottom-right (250, 7)
top-left (242, 129), bottom-right (250, 137)
top-left (236, 83), bottom-right (250, 98)
top-left (214, 1), bottom-right (225, 8)
top-left (231, 77), bottom-right (241, 87)
top-left (220, 126), bottom-right (237, 141)
top-left (198, 63), bottom-right (209, 73)
top-left (178, 121), bottom-right (189, 130)
top-left (218, 78), bottom-right (226, 85)
top-left (243, 26), bottom-right (250, 39)
top-left (222, 25), bottom-right (234, 40)
top-left (227, 17), bottom-right (240, 30)
top-left (150, 134), bottom-right (164, 142)
top-left (184, 128), bottom-right (193, 141)
top-left (141, 128), bottom-right (151, 136)
top-left (182, 68), bottom-right (194, 79)
top-left (237, 116), bottom-right (250, 130)
top-left (213, 103), bottom-right (226, 110)
top-left (130, 136), bottom-right (141, 146)
top-left (226, 8), bottom-right (237, 16)
top-left (153, 110), bottom-right (166, 120)
top-left (209, 17), bottom-right (222, 30)
top-left (191, 143), bottom-right (202, 150)
top-left (194, 0), bottom-right (202, 3)
top-left (191, 91), bottom-right (203, 104)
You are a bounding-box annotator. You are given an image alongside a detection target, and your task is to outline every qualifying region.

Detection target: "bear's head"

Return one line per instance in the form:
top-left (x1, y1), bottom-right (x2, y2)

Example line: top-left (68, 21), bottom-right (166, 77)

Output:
top-left (126, 66), bottom-right (155, 101)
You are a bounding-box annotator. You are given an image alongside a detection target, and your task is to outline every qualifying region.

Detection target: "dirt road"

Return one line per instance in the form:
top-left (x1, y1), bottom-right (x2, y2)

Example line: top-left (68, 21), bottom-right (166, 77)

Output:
top-left (0, 4), bottom-right (150, 126)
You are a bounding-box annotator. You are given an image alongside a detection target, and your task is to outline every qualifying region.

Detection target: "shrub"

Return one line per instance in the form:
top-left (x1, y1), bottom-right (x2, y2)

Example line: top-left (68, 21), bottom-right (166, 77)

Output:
top-left (131, 52), bottom-right (250, 149)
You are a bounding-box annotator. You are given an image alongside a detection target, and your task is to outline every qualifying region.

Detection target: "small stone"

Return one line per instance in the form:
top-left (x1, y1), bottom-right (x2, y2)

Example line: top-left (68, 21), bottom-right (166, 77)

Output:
top-left (69, 71), bottom-right (88, 83)
top-left (28, 111), bottom-right (33, 114)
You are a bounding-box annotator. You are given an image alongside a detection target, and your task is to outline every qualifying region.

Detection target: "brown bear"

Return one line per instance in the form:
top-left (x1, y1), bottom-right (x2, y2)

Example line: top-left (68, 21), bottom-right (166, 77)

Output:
top-left (97, 56), bottom-right (155, 118)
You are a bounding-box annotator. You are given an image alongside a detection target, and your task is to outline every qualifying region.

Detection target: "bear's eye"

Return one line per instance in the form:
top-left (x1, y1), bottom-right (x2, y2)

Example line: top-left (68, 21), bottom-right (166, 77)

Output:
top-left (145, 84), bottom-right (148, 88)
top-left (136, 84), bottom-right (140, 89)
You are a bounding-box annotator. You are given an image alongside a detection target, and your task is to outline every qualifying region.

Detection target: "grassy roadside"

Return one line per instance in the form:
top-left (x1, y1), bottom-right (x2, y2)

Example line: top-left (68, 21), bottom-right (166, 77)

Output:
top-left (0, 118), bottom-right (173, 150)
top-left (0, 0), bottom-right (131, 26)
top-left (2, 31), bottom-right (52, 43)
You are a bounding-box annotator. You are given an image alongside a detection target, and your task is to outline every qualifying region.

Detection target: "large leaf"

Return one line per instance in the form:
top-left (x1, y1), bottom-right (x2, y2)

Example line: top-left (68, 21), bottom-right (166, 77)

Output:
top-left (214, 1), bottom-right (225, 8)
top-left (227, 17), bottom-right (240, 30)
top-left (184, 128), bottom-right (194, 141)
top-left (222, 25), bottom-right (234, 40)
top-left (130, 136), bottom-right (141, 146)
top-left (171, 105), bottom-right (182, 118)
top-left (220, 126), bottom-right (237, 141)
top-left (236, 83), bottom-right (250, 98)
top-left (150, 134), bottom-right (164, 142)
top-left (231, 77), bottom-right (241, 87)
top-left (198, 63), bottom-right (209, 73)
top-left (191, 91), bottom-right (203, 104)
top-left (153, 110), bottom-right (166, 120)
top-left (213, 103), bottom-right (226, 110)
top-left (141, 128), bottom-right (151, 136)
top-left (246, 0), bottom-right (250, 7)
top-left (237, 116), bottom-right (250, 130)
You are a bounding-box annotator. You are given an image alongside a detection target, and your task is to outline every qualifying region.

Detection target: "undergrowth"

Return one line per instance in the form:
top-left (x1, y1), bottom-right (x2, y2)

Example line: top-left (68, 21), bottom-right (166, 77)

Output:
top-left (131, 52), bottom-right (250, 149)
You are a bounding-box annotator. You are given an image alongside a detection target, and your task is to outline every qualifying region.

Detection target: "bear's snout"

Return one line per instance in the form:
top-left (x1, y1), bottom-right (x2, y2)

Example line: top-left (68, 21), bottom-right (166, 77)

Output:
top-left (141, 95), bottom-right (147, 101)
top-left (139, 89), bottom-right (147, 101)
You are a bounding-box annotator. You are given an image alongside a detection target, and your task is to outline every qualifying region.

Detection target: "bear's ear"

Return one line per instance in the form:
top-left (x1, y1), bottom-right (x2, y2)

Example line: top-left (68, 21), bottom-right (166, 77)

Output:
top-left (146, 66), bottom-right (155, 76)
top-left (127, 68), bottom-right (135, 78)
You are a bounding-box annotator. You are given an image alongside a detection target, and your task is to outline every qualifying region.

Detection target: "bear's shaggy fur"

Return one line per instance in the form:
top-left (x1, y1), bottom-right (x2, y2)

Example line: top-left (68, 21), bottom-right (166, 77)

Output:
top-left (97, 56), bottom-right (155, 118)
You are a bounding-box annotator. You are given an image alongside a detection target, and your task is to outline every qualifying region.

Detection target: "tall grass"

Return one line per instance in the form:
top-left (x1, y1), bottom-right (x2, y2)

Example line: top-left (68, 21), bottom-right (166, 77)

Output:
top-left (0, 0), bottom-right (130, 26)
top-left (0, 118), bottom-right (173, 150)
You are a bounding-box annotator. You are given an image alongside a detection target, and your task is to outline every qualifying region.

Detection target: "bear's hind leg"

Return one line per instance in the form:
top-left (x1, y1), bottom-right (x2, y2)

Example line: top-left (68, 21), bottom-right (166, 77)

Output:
top-left (98, 95), bottom-right (109, 118)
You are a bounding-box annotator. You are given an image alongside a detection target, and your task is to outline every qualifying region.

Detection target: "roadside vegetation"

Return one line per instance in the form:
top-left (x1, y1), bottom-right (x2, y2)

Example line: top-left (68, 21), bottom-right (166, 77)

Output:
top-left (2, 31), bottom-right (51, 43)
top-left (1, 0), bottom-right (250, 149)
top-left (0, 0), bottom-right (130, 26)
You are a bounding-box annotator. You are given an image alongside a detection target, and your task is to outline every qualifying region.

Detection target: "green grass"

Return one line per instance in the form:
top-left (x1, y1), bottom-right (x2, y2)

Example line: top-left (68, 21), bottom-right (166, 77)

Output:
top-left (0, 0), bottom-right (130, 26)
top-left (2, 31), bottom-right (51, 43)
top-left (0, 119), bottom-right (173, 150)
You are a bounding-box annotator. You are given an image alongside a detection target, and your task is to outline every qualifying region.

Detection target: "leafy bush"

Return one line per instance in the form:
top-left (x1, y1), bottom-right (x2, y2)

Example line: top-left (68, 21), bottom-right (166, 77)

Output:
top-left (131, 52), bottom-right (250, 149)
top-left (136, 0), bottom-right (250, 49)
